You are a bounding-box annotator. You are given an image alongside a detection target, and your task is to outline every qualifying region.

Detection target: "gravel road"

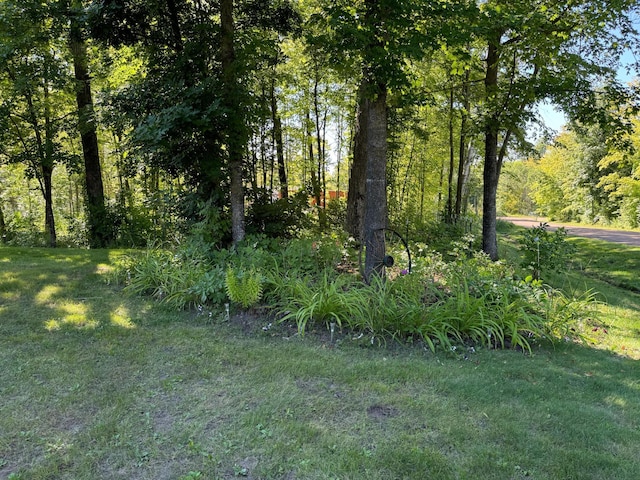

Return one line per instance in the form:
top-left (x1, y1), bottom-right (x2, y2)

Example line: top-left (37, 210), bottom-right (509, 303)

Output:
top-left (500, 217), bottom-right (640, 247)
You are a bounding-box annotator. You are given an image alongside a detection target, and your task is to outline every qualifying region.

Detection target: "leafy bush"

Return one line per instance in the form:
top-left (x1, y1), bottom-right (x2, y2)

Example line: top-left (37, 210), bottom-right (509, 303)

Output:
top-left (3, 212), bottom-right (48, 247)
top-left (519, 222), bottom-right (576, 279)
top-left (275, 235), bottom-right (345, 276)
top-left (405, 216), bottom-right (479, 255)
top-left (344, 250), bottom-right (590, 353)
top-left (246, 190), bottom-right (312, 238)
top-left (325, 198), bottom-right (347, 230)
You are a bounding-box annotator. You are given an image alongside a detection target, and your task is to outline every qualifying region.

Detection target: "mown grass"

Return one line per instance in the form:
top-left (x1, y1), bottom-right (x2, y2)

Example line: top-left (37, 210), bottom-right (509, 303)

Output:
top-left (1, 245), bottom-right (640, 479)
top-left (498, 221), bottom-right (640, 359)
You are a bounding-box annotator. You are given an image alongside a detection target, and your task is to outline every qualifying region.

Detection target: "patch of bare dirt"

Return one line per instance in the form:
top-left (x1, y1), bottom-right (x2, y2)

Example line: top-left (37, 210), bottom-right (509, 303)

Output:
top-left (366, 404), bottom-right (399, 420)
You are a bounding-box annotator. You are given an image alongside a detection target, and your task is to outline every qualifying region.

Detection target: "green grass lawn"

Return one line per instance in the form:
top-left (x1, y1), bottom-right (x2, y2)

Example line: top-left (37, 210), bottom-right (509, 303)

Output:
top-left (1, 245), bottom-right (639, 479)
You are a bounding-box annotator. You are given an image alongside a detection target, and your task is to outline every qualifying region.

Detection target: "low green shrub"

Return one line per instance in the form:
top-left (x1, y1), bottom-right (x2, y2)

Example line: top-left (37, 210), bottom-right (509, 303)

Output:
top-left (275, 235), bottom-right (345, 276)
top-left (519, 222), bottom-right (576, 279)
top-left (246, 190), bottom-right (312, 238)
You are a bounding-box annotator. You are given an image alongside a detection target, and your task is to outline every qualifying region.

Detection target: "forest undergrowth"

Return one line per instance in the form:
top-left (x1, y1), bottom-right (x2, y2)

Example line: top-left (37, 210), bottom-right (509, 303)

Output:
top-left (109, 221), bottom-right (600, 355)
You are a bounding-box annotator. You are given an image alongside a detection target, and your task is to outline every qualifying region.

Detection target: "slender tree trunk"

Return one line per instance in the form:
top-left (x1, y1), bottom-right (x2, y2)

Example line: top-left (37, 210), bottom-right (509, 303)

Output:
top-left (437, 157), bottom-right (445, 214)
top-left (69, 3), bottom-right (109, 247)
top-left (166, 0), bottom-right (184, 52)
top-left (313, 71), bottom-right (327, 228)
top-left (336, 110), bottom-right (343, 197)
top-left (363, 83), bottom-right (387, 283)
top-left (42, 66), bottom-right (58, 248)
top-left (321, 106), bottom-right (328, 208)
top-left (482, 37), bottom-right (501, 260)
top-left (455, 69), bottom-right (470, 217)
top-left (419, 156), bottom-right (426, 220)
top-left (260, 102), bottom-right (267, 190)
top-left (22, 69), bottom-right (57, 247)
top-left (345, 81), bottom-right (369, 241)
top-left (446, 85), bottom-right (455, 222)
top-left (270, 78), bottom-right (288, 198)
top-left (42, 163), bottom-right (56, 247)
top-left (220, 0), bottom-right (245, 245)
top-left (306, 110), bottom-right (323, 219)
top-left (0, 202), bottom-right (5, 243)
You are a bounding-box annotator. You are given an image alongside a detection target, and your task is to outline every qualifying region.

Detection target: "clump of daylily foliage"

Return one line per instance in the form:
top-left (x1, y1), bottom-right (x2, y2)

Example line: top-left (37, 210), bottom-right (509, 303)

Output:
top-left (109, 231), bottom-right (596, 353)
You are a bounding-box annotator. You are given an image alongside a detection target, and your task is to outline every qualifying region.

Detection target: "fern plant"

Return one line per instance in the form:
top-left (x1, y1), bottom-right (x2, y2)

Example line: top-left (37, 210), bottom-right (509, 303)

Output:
top-left (225, 267), bottom-right (263, 309)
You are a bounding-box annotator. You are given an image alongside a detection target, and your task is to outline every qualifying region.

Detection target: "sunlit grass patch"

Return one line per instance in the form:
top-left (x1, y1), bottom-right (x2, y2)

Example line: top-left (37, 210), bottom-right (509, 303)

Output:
top-left (95, 263), bottom-right (114, 276)
top-left (499, 227), bottom-right (640, 359)
top-left (42, 301), bottom-right (99, 331)
top-left (110, 305), bottom-right (136, 329)
top-left (35, 285), bottom-right (63, 304)
top-left (44, 319), bottom-right (62, 331)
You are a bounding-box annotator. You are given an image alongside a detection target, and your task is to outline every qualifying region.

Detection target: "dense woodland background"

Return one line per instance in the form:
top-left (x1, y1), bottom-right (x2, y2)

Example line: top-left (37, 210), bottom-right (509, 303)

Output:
top-left (1, 0), bottom-right (639, 261)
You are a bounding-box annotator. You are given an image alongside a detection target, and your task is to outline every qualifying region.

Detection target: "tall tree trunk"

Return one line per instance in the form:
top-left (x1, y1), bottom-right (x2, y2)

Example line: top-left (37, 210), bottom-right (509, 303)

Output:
top-left (23, 87), bottom-right (56, 246)
top-left (270, 78), bottom-right (287, 198)
top-left (437, 156), bottom-right (445, 213)
top-left (42, 165), bottom-right (56, 247)
top-left (335, 110), bottom-right (343, 197)
top-left (345, 81), bottom-right (369, 241)
top-left (482, 38), bottom-right (501, 261)
top-left (363, 83), bottom-right (387, 283)
top-left (306, 110), bottom-right (324, 221)
top-left (321, 106), bottom-right (328, 208)
top-left (446, 85), bottom-right (455, 222)
top-left (0, 201), bottom-right (5, 243)
top-left (455, 69), bottom-right (471, 217)
top-left (220, 0), bottom-right (245, 245)
top-left (43, 67), bottom-right (57, 248)
top-left (21, 62), bottom-right (57, 247)
top-left (313, 70), bottom-right (327, 228)
top-left (69, 3), bottom-right (108, 248)
top-left (166, 0), bottom-right (184, 52)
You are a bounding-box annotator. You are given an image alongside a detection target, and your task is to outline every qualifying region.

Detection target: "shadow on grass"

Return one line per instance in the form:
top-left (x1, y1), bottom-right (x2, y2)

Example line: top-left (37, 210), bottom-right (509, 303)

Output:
top-left (0, 247), bottom-right (151, 335)
top-left (568, 237), bottom-right (640, 293)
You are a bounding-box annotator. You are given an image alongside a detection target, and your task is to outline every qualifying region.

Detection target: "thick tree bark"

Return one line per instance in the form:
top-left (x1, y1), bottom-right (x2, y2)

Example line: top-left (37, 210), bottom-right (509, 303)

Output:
top-left (220, 0), bottom-right (245, 245)
top-left (482, 38), bottom-right (501, 261)
top-left (363, 84), bottom-right (387, 283)
top-left (345, 82), bottom-right (369, 241)
top-left (69, 5), bottom-right (108, 248)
